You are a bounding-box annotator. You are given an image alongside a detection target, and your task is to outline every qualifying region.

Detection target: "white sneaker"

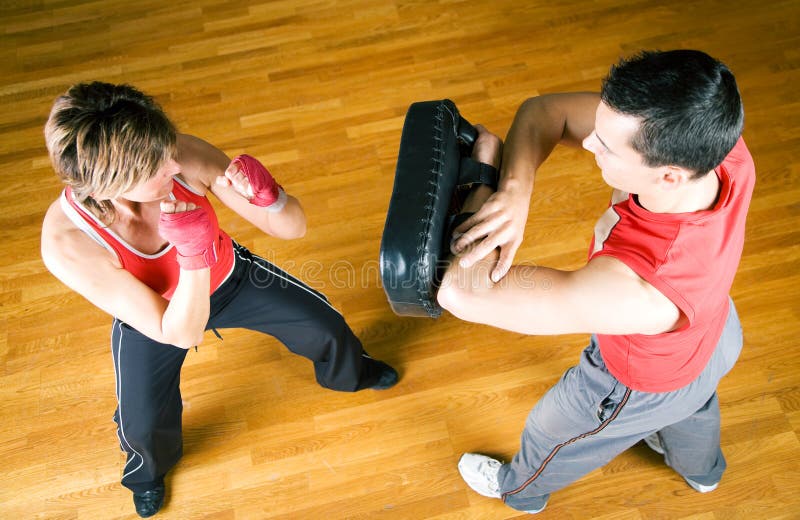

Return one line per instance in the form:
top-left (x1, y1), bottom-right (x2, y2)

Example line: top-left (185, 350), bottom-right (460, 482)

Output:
top-left (457, 453), bottom-right (547, 514)
top-left (643, 433), bottom-right (666, 455)
top-left (458, 453), bottom-right (502, 498)
top-left (643, 434), bottom-right (719, 493)
top-left (684, 479), bottom-right (719, 493)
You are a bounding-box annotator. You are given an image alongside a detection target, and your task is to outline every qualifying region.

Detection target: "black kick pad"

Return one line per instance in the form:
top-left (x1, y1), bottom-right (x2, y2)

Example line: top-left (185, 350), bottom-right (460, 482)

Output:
top-left (380, 99), bottom-right (497, 318)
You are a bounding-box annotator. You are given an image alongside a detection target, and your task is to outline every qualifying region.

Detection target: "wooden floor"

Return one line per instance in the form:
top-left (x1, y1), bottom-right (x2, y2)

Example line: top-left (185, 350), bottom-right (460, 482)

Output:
top-left (2, 1), bottom-right (799, 518)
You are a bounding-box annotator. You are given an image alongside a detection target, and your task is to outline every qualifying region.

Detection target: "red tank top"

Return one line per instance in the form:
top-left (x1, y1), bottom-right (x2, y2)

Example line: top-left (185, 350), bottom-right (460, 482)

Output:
top-left (62, 177), bottom-right (235, 299)
top-left (589, 138), bottom-right (755, 392)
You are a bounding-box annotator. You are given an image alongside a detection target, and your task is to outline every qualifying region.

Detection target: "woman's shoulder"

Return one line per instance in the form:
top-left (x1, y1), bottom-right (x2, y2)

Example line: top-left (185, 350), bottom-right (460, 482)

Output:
top-left (41, 197), bottom-right (74, 247)
top-left (176, 133), bottom-right (231, 193)
top-left (41, 197), bottom-right (120, 275)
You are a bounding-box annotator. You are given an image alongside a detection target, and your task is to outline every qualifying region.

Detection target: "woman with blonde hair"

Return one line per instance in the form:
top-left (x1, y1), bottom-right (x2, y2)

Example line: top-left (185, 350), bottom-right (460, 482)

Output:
top-left (41, 82), bottom-right (397, 518)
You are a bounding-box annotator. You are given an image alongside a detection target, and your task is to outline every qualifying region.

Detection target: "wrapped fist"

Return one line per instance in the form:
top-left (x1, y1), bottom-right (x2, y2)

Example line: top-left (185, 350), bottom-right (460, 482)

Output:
top-left (158, 203), bottom-right (218, 270)
top-left (226, 154), bottom-right (287, 212)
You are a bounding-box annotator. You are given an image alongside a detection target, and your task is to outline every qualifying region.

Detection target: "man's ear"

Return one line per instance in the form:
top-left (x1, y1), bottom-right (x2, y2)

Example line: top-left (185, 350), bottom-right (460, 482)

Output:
top-left (658, 165), bottom-right (692, 190)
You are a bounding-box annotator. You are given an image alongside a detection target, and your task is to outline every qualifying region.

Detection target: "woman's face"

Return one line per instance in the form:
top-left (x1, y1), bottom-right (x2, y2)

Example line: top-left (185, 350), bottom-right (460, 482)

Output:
top-left (119, 158), bottom-right (181, 202)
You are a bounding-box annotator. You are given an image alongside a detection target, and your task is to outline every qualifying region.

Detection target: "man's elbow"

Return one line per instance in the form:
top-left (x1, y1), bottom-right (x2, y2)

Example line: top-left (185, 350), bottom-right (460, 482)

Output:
top-left (437, 270), bottom-right (485, 322)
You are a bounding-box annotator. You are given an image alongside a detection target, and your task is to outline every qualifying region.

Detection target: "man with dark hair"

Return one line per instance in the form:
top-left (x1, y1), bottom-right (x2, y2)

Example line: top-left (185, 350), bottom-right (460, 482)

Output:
top-left (601, 50), bottom-right (744, 176)
top-left (438, 50), bottom-right (753, 514)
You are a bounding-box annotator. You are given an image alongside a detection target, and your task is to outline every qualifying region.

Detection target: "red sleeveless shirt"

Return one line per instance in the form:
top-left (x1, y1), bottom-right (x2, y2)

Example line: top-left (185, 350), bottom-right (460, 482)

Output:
top-left (61, 177), bottom-right (235, 299)
top-left (589, 138), bottom-right (755, 392)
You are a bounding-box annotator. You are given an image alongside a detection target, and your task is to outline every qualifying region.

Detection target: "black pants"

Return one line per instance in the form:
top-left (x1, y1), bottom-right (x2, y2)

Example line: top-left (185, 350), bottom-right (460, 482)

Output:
top-left (111, 242), bottom-right (369, 493)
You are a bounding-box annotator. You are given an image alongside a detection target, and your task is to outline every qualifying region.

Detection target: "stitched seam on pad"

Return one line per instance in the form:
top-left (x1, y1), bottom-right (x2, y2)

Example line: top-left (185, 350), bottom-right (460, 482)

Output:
top-left (417, 101), bottom-right (447, 317)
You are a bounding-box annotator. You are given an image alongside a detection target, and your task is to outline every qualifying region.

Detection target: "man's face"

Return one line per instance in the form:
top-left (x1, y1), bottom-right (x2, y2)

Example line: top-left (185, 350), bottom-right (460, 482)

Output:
top-left (582, 101), bottom-right (663, 194)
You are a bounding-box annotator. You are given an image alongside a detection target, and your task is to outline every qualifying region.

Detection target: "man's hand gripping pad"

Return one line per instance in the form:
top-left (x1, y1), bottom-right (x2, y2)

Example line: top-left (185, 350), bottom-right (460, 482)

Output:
top-left (380, 99), bottom-right (497, 318)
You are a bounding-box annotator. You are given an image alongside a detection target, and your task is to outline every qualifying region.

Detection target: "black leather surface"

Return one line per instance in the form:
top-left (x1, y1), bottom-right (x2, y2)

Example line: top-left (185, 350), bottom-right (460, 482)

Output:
top-left (380, 99), bottom-right (492, 318)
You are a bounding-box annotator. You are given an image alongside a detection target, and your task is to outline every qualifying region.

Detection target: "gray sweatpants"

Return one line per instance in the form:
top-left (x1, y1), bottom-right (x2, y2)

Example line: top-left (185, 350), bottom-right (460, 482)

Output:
top-left (498, 299), bottom-right (743, 512)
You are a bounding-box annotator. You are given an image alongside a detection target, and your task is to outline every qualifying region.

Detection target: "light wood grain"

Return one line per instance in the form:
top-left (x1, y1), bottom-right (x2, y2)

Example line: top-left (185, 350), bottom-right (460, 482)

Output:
top-left (1, 0), bottom-right (798, 518)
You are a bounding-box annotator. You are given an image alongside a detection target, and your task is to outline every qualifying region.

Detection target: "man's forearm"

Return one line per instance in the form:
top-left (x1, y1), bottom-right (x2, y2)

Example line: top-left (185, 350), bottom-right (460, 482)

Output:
top-left (500, 93), bottom-right (599, 194)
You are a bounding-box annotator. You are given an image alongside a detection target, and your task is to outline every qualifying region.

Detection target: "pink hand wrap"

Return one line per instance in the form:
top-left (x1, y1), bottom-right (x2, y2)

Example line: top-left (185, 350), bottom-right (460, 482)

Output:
top-left (231, 154), bottom-right (285, 210)
top-left (158, 207), bottom-right (218, 270)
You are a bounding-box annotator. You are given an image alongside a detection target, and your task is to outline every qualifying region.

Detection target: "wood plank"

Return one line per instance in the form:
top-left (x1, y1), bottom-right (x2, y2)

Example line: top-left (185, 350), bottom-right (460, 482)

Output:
top-left (1, 0), bottom-right (798, 518)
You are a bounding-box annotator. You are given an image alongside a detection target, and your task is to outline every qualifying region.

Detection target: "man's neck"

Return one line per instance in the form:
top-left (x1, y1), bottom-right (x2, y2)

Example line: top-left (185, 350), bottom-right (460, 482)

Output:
top-left (638, 169), bottom-right (720, 214)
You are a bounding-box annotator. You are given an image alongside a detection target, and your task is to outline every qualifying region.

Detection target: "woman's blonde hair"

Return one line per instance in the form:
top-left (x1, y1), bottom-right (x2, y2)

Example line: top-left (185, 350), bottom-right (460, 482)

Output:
top-left (44, 82), bottom-right (177, 223)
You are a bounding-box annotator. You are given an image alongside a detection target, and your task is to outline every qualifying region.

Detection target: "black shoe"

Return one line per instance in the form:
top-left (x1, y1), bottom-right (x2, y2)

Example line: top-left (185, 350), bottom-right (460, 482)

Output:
top-left (360, 358), bottom-right (399, 390)
top-left (133, 485), bottom-right (165, 518)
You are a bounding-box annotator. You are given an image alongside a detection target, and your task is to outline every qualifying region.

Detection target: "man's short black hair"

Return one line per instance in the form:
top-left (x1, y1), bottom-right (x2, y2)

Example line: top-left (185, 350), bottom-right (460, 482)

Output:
top-left (600, 50), bottom-right (743, 177)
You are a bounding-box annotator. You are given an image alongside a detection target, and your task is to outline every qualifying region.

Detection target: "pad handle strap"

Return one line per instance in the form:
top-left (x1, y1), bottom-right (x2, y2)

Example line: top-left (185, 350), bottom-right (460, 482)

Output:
top-left (447, 104), bottom-right (499, 189)
top-left (458, 156), bottom-right (498, 190)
